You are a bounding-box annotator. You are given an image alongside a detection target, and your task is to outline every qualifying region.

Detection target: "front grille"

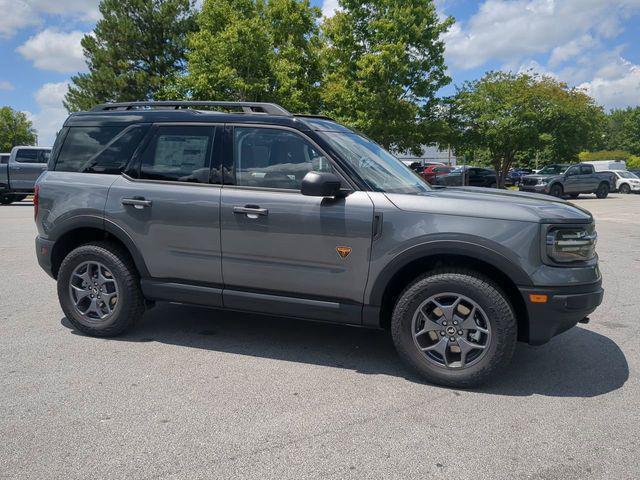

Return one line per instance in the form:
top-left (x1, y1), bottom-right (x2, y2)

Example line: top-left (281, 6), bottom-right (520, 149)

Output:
top-left (522, 178), bottom-right (538, 186)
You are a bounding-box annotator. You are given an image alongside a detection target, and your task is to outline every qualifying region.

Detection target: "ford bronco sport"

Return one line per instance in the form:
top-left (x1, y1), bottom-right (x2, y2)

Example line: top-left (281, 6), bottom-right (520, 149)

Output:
top-left (34, 101), bottom-right (604, 387)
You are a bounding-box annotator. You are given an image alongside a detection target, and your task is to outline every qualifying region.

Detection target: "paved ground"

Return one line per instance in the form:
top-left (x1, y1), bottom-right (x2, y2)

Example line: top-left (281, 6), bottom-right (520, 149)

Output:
top-left (0, 194), bottom-right (638, 480)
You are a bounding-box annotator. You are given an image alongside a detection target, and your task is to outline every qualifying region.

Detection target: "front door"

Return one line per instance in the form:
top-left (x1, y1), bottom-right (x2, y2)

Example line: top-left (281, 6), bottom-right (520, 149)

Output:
top-left (105, 124), bottom-right (224, 305)
top-left (220, 125), bottom-right (374, 324)
top-left (563, 165), bottom-right (582, 193)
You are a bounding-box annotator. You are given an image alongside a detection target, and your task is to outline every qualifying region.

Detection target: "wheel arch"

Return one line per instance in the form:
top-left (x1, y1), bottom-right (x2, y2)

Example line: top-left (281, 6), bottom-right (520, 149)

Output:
top-left (49, 217), bottom-right (149, 279)
top-left (368, 241), bottom-right (532, 342)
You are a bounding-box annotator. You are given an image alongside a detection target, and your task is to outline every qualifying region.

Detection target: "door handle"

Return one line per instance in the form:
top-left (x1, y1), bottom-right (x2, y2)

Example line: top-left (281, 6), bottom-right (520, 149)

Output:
top-left (122, 197), bottom-right (152, 209)
top-left (233, 205), bottom-right (269, 216)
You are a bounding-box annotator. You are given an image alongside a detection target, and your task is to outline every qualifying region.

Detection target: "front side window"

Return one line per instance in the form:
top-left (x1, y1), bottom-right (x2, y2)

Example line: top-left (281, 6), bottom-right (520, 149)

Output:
top-left (580, 165), bottom-right (593, 174)
top-left (233, 127), bottom-right (333, 190)
top-left (140, 125), bottom-right (214, 183)
top-left (566, 166), bottom-right (581, 176)
top-left (319, 132), bottom-right (430, 194)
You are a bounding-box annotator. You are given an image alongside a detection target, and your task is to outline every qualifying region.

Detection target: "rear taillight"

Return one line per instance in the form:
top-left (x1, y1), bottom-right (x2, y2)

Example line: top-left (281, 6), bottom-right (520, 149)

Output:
top-left (33, 184), bottom-right (39, 221)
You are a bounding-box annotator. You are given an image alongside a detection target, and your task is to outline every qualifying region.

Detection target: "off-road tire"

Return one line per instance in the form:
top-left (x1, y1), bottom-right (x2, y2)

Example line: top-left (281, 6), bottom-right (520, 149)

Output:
top-left (0, 194), bottom-right (13, 205)
top-left (57, 242), bottom-right (144, 337)
top-left (391, 269), bottom-right (517, 388)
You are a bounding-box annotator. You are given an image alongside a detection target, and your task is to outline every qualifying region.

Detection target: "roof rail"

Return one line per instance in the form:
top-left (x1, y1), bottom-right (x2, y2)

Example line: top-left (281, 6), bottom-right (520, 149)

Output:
top-left (90, 101), bottom-right (292, 116)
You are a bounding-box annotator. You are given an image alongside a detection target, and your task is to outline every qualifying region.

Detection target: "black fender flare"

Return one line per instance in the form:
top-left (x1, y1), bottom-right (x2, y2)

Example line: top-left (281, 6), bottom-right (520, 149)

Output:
top-left (367, 237), bottom-right (533, 307)
top-left (49, 215), bottom-right (150, 278)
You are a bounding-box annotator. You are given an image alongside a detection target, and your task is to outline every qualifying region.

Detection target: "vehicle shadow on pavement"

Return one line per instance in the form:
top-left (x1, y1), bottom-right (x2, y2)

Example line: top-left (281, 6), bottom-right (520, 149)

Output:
top-left (61, 303), bottom-right (628, 397)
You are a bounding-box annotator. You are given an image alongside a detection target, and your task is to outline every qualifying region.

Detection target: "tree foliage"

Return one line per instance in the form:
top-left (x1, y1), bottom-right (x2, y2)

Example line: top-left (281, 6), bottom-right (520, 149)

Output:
top-left (182, 0), bottom-right (323, 113)
top-left (448, 72), bottom-right (604, 186)
top-left (0, 107), bottom-right (37, 151)
top-left (64, 0), bottom-right (196, 112)
top-left (320, 0), bottom-right (453, 152)
top-left (604, 107), bottom-right (640, 155)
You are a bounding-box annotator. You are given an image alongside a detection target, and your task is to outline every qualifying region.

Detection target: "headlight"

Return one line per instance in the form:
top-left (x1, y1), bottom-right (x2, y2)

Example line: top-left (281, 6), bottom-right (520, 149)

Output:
top-left (546, 226), bottom-right (597, 263)
top-left (537, 178), bottom-right (548, 185)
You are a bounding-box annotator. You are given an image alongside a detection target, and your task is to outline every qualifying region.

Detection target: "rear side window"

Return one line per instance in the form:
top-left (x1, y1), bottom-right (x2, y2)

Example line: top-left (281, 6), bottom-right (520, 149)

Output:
top-left (16, 149), bottom-right (49, 164)
top-left (0, 154), bottom-right (8, 164)
top-left (55, 126), bottom-right (147, 173)
top-left (139, 125), bottom-right (214, 183)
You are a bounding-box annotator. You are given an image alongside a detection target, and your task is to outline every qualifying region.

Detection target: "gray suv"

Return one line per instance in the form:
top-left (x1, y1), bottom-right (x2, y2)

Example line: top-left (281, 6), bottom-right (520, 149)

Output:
top-left (34, 101), bottom-right (604, 387)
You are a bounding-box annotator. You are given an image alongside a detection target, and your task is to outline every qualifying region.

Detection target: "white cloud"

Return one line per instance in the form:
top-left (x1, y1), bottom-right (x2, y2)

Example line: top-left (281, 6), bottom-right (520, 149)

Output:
top-left (444, 0), bottom-right (640, 69)
top-left (0, 80), bottom-right (14, 91)
top-left (31, 82), bottom-right (70, 147)
top-left (579, 58), bottom-right (640, 110)
top-left (0, 0), bottom-right (99, 38)
top-left (321, 0), bottom-right (340, 18)
top-left (17, 29), bottom-right (87, 74)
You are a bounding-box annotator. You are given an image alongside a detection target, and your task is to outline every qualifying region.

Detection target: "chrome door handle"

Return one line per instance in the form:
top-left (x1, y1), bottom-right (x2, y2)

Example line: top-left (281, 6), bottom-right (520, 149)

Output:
top-left (122, 198), bottom-right (152, 209)
top-left (233, 205), bottom-right (269, 216)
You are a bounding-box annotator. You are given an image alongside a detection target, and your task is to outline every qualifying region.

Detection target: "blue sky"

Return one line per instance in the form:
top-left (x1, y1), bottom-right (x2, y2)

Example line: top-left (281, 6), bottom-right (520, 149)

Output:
top-left (1, 0), bottom-right (639, 145)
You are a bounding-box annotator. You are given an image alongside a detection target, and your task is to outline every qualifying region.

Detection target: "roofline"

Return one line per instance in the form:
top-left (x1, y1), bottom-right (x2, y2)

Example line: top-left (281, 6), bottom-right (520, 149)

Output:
top-left (91, 101), bottom-right (292, 116)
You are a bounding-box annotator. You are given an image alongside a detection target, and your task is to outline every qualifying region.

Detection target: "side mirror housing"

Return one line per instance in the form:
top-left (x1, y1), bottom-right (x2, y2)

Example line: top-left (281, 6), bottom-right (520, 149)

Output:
top-left (301, 171), bottom-right (344, 197)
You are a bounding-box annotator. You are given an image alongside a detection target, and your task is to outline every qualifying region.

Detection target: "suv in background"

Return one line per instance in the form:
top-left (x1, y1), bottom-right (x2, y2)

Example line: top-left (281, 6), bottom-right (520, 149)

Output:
top-left (606, 170), bottom-right (640, 194)
top-left (35, 101), bottom-right (603, 387)
top-left (520, 163), bottom-right (614, 199)
top-left (0, 146), bottom-right (50, 204)
top-left (421, 165), bottom-right (453, 184)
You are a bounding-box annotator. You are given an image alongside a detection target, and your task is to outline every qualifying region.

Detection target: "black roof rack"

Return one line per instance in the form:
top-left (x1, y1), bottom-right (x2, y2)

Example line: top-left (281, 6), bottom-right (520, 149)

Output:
top-left (90, 101), bottom-right (292, 116)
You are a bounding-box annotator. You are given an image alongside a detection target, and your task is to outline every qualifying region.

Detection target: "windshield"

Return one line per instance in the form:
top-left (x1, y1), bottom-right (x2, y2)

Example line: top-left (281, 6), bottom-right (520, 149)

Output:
top-left (538, 165), bottom-right (568, 175)
top-left (617, 171), bottom-right (638, 179)
top-left (320, 132), bottom-right (430, 194)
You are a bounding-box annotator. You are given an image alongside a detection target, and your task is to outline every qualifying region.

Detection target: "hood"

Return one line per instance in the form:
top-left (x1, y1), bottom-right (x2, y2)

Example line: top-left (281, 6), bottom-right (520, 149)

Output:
top-left (385, 187), bottom-right (593, 224)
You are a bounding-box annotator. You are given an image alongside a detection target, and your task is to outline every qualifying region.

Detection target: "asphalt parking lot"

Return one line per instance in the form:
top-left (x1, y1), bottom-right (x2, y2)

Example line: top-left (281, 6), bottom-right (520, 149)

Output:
top-left (0, 194), bottom-right (638, 480)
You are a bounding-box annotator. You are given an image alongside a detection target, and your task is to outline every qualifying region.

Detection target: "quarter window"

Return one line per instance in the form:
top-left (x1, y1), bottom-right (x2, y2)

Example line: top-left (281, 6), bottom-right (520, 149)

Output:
top-left (140, 125), bottom-right (214, 183)
top-left (233, 127), bottom-right (333, 190)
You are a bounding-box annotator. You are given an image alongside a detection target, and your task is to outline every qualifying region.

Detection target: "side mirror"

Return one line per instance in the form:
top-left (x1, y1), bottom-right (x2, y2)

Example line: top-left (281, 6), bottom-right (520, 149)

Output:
top-left (301, 171), bottom-right (344, 197)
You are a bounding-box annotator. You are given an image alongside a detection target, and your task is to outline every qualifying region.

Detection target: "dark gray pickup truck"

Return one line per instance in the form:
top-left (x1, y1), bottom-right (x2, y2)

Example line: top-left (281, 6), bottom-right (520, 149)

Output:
top-left (0, 146), bottom-right (50, 204)
top-left (519, 163), bottom-right (615, 199)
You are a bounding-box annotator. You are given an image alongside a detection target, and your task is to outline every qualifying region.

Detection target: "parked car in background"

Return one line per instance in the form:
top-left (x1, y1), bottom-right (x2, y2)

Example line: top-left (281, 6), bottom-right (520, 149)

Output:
top-left (506, 168), bottom-right (533, 186)
top-left (582, 160), bottom-right (626, 172)
top-left (606, 170), bottom-right (640, 194)
top-left (436, 166), bottom-right (498, 188)
top-left (519, 163), bottom-right (615, 199)
top-left (0, 146), bottom-right (51, 204)
top-left (421, 165), bottom-right (454, 184)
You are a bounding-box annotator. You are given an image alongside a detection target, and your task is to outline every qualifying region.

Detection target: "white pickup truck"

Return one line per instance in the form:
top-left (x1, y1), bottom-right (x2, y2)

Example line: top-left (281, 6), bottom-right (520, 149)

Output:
top-left (0, 146), bottom-right (51, 205)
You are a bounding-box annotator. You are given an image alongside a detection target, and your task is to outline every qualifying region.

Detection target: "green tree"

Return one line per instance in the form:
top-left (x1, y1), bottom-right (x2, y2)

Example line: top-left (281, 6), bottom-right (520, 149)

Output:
top-left (605, 107), bottom-right (640, 155)
top-left (320, 0), bottom-right (453, 152)
top-left (64, 0), bottom-right (196, 112)
top-left (448, 72), bottom-right (604, 187)
top-left (182, 0), bottom-right (323, 113)
top-left (0, 107), bottom-right (37, 151)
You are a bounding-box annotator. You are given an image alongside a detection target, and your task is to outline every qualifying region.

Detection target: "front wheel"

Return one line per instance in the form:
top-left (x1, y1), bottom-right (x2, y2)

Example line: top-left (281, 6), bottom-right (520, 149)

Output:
top-left (595, 183), bottom-right (609, 199)
top-left (391, 269), bottom-right (517, 388)
top-left (619, 183), bottom-right (631, 194)
top-left (549, 184), bottom-right (563, 198)
top-left (0, 194), bottom-right (13, 205)
top-left (57, 242), bottom-right (145, 337)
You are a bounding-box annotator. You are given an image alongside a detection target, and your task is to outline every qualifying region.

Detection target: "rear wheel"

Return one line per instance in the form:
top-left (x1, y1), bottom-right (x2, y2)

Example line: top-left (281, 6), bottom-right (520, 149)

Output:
top-left (57, 242), bottom-right (145, 337)
top-left (391, 269), bottom-right (517, 388)
top-left (549, 183), bottom-right (563, 198)
top-left (0, 194), bottom-right (13, 205)
top-left (595, 182), bottom-right (609, 199)
top-left (619, 183), bottom-right (631, 194)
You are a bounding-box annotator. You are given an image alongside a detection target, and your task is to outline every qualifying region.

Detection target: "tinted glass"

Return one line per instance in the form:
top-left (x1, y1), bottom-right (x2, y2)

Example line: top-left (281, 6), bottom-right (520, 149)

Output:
top-left (0, 154), bottom-right (8, 164)
top-left (566, 166), bottom-right (581, 176)
top-left (140, 125), bottom-right (213, 183)
top-left (55, 126), bottom-right (125, 172)
top-left (539, 165), bottom-right (568, 175)
top-left (83, 125), bottom-right (149, 174)
top-left (16, 149), bottom-right (49, 164)
top-left (234, 127), bottom-right (333, 190)
top-left (580, 165), bottom-right (593, 174)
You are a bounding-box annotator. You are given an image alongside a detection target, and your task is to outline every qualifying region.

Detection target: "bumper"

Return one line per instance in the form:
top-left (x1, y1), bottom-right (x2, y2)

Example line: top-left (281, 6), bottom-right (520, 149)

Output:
top-left (519, 184), bottom-right (549, 194)
top-left (519, 280), bottom-right (604, 345)
top-left (35, 236), bottom-right (55, 279)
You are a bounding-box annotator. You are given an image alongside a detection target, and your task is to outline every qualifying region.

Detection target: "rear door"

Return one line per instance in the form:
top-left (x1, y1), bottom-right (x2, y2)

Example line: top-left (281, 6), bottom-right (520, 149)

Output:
top-left (105, 124), bottom-right (224, 305)
top-left (219, 125), bottom-right (374, 324)
top-left (9, 148), bottom-right (49, 190)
